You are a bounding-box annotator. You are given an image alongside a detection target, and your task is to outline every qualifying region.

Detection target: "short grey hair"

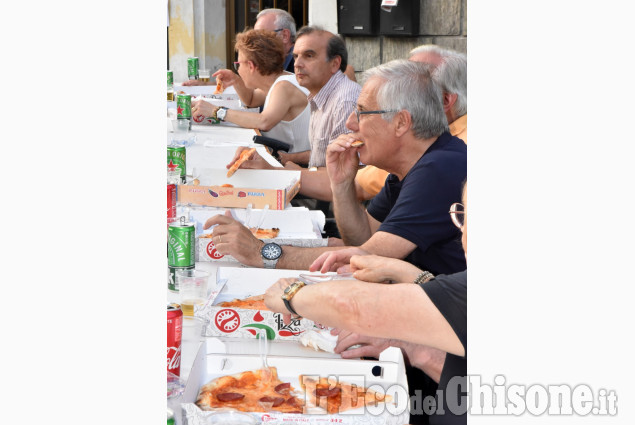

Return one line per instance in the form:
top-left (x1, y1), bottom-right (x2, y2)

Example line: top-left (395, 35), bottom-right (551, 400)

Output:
top-left (409, 45), bottom-right (467, 117)
top-left (363, 60), bottom-right (448, 139)
top-left (256, 8), bottom-right (296, 41)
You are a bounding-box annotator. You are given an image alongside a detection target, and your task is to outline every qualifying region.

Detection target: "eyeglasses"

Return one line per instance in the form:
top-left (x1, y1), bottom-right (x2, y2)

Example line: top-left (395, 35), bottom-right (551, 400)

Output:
top-left (354, 108), bottom-right (398, 123)
top-left (273, 28), bottom-right (284, 33)
top-left (233, 61), bottom-right (249, 72)
top-left (449, 203), bottom-right (465, 228)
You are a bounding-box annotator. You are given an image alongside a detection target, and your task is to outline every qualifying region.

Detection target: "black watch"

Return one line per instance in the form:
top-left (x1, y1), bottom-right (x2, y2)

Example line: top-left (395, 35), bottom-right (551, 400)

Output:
top-left (261, 242), bottom-right (282, 268)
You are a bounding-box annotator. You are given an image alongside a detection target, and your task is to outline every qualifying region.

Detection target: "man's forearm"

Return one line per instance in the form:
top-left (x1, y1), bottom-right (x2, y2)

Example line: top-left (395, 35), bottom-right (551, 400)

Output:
top-left (298, 168), bottom-right (333, 202)
top-left (397, 341), bottom-right (446, 384)
top-left (332, 182), bottom-right (372, 246)
top-left (276, 245), bottom-right (349, 270)
top-left (282, 151), bottom-right (310, 166)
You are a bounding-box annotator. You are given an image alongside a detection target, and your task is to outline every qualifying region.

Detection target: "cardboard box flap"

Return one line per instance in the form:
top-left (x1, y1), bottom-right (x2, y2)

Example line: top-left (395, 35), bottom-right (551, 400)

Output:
top-left (215, 267), bottom-right (338, 297)
top-left (205, 338), bottom-right (342, 359)
top-left (195, 168), bottom-right (300, 189)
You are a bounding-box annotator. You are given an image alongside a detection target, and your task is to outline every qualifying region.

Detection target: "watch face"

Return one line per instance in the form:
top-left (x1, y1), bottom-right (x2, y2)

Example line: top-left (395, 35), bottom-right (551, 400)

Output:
top-left (262, 243), bottom-right (282, 260)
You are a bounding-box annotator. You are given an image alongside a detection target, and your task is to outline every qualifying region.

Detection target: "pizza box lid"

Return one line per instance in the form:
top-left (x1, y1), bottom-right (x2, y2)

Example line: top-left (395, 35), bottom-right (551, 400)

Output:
top-left (212, 267), bottom-right (349, 301)
top-left (183, 168), bottom-right (300, 190)
top-left (181, 342), bottom-right (410, 425)
top-left (186, 206), bottom-right (323, 239)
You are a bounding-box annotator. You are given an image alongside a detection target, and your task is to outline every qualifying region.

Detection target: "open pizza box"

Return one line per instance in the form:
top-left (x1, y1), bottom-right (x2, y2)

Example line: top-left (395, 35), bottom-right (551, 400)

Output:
top-left (195, 267), bottom-right (350, 341)
top-left (177, 168), bottom-right (301, 210)
top-left (181, 341), bottom-right (410, 425)
top-left (188, 207), bottom-right (328, 263)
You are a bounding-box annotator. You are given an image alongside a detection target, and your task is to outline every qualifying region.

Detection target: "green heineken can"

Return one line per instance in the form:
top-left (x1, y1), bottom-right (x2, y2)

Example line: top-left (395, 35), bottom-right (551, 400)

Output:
top-left (168, 217), bottom-right (196, 291)
top-left (167, 70), bottom-right (174, 88)
top-left (167, 145), bottom-right (186, 184)
top-left (187, 57), bottom-right (199, 80)
top-left (176, 94), bottom-right (192, 119)
top-left (176, 93), bottom-right (192, 130)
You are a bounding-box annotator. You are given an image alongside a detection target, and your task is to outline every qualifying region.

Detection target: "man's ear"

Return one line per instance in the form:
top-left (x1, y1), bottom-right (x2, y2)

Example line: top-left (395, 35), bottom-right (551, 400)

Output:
top-left (394, 110), bottom-right (412, 138)
top-left (443, 92), bottom-right (458, 113)
top-left (330, 55), bottom-right (342, 73)
top-left (281, 29), bottom-right (291, 45)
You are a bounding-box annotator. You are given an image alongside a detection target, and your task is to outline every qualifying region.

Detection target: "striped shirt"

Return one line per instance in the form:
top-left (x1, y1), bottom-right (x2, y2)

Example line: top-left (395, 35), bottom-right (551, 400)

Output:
top-left (308, 71), bottom-right (361, 167)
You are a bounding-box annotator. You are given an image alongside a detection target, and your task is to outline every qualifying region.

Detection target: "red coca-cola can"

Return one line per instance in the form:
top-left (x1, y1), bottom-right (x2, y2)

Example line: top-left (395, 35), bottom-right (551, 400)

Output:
top-left (167, 183), bottom-right (177, 220)
top-left (167, 303), bottom-right (183, 376)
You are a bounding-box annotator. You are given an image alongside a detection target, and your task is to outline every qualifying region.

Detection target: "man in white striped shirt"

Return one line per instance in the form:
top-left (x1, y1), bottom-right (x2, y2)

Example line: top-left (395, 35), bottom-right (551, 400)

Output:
top-left (281, 27), bottom-right (361, 200)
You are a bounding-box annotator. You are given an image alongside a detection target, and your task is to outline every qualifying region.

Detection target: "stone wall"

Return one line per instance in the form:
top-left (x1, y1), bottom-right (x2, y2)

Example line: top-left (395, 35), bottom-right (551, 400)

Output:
top-left (168, 0), bottom-right (227, 84)
top-left (343, 0), bottom-right (467, 81)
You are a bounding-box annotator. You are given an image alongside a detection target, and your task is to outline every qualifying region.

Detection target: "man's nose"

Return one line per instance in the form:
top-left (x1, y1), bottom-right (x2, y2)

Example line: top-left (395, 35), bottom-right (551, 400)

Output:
top-left (345, 111), bottom-right (358, 131)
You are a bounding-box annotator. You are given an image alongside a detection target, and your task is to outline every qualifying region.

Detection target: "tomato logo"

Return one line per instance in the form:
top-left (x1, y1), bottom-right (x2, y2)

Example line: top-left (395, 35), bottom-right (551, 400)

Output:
top-left (206, 241), bottom-right (224, 259)
top-left (215, 309), bottom-right (240, 333)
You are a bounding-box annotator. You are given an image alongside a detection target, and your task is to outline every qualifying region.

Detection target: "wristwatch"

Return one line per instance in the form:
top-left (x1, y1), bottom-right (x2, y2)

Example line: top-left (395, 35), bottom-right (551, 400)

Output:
top-left (281, 280), bottom-right (306, 315)
top-left (216, 107), bottom-right (228, 121)
top-left (261, 242), bottom-right (282, 269)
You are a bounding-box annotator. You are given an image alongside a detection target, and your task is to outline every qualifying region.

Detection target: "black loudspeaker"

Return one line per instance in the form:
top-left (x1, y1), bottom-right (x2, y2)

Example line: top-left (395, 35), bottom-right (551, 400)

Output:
top-left (379, 1), bottom-right (420, 36)
top-left (337, 0), bottom-right (381, 36)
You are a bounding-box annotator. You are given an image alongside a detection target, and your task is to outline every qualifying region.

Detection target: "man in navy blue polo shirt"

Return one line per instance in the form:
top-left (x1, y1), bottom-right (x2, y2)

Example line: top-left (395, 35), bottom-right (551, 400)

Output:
top-left (310, 59), bottom-right (467, 277)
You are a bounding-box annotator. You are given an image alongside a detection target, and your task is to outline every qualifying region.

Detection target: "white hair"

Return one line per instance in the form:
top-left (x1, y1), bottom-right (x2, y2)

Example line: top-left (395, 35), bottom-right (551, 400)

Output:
top-left (363, 60), bottom-right (448, 140)
top-left (409, 45), bottom-right (467, 117)
top-left (256, 8), bottom-right (296, 41)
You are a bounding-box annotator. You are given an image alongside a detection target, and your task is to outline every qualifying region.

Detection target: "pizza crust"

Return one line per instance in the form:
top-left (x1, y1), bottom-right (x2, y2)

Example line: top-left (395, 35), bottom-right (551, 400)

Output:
top-left (227, 148), bottom-right (256, 178)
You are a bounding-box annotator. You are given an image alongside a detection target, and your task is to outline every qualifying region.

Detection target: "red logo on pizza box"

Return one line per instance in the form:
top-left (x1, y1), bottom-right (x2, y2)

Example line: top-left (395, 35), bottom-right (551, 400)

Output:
top-left (206, 241), bottom-right (224, 259)
top-left (215, 309), bottom-right (240, 333)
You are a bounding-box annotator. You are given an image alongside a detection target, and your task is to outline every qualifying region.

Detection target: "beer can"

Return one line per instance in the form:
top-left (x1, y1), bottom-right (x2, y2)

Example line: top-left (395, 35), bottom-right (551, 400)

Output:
top-left (167, 70), bottom-right (174, 88)
top-left (167, 408), bottom-right (175, 425)
top-left (176, 94), bottom-right (192, 119)
top-left (167, 303), bottom-right (183, 376)
top-left (187, 57), bottom-right (199, 80)
top-left (167, 183), bottom-right (176, 220)
top-left (168, 217), bottom-right (195, 266)
top-left (167, 145), bottom-right (186, 184)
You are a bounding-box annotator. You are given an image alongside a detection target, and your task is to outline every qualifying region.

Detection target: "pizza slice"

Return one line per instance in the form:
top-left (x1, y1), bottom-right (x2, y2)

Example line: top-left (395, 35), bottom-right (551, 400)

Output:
top-left (249, 227), bottom-right (280, 239)
top-left (217, 294), bottom-right (268, 311)
top-left (196, 367), bottom-right (304, 414)
top-left (227, 148), bottom-right (257, 178)
top-left (300, 375), bottom-right (392, 414)
top-left (214, 80), bottom-right (224, 94)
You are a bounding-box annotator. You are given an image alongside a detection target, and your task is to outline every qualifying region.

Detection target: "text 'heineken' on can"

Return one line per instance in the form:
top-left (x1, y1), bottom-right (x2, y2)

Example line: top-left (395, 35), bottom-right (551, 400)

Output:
top-left (167, 145), bottom-right (186, 184)
top-left (187, 57), bottom-right (199, 80)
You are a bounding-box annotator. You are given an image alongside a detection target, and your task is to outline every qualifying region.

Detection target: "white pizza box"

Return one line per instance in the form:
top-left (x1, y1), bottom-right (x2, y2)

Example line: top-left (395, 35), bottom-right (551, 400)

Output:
top-left (193, 208), bottom-right (327, 263)
top-left (195, 267), bottom-right (352, 340)
top-left (181, 342), bottom-right (410, 425)
top-left (177, 168), bottom-right (301, 210)
top-left (204, 337), bottom-right (342, 360)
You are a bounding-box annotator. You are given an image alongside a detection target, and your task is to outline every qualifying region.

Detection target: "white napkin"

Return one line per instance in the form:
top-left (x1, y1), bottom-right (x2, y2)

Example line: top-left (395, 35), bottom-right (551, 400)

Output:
top-left (299, 329), bottom-right (338, 353)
